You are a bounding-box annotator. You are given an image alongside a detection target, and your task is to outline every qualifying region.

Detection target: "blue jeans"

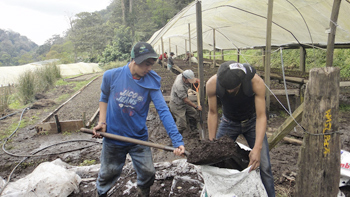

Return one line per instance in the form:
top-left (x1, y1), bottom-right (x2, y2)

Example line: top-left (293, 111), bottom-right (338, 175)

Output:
top-left (217, 115), bottom-right (275, 197)
top-left (96, 140), bottom-right (155, 196)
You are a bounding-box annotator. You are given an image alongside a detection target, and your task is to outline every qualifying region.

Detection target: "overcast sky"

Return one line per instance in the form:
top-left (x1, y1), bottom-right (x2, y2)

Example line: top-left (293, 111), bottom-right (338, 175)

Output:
top-left (0, 0), bottom-right (111, 45)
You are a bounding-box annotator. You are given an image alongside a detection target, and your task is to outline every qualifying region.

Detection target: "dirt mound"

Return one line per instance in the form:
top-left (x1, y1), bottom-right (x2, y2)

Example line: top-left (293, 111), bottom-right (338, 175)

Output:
top-left (187, 136), bottom-right (249, 170)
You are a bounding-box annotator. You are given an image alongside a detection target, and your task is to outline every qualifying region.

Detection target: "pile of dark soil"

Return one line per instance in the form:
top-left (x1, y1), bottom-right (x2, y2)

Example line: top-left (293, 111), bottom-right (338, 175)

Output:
top-left (187, 135), bottom-right (250, 171)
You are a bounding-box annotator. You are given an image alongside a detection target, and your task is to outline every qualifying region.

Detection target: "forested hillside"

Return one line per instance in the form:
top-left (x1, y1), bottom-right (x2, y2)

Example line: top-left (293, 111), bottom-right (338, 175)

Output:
top-left (0, 29), bottom-right (38, 66)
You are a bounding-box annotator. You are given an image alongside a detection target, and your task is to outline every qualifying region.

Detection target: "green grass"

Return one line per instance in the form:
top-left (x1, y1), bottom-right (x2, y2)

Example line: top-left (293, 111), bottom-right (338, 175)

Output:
top-left (200, 48), bottom-right (350, 79)
top-left (0, 114), bottom-right (38, 141)
top-left (340, 104), bottom-right (350, 112)
top-left (80, 159), bottom-right (97, 166)
top-left (101, 61), bottom-right (127, 71)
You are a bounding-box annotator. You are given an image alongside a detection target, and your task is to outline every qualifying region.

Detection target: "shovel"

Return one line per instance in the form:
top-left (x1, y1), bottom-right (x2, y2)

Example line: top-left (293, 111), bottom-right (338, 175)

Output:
top-left (80, 128), bottom-right (190, 156)
top-left (193, 82), bottom-right (205, 140)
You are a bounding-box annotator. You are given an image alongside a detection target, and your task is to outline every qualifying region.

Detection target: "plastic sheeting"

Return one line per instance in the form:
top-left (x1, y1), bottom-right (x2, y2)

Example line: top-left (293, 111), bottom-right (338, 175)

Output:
top-left (148, 0), bottom-right (350, 56)
top-left (0, 159), bottom-right (82, 197)
top-left (200, 166), bottom-right (267, 197)
top-left (0, 62), bottom-right (103, 86)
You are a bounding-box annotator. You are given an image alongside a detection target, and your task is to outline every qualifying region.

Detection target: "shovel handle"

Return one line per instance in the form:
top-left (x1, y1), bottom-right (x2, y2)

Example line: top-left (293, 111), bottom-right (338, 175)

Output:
top-left (80, 128), bottom-right (190, 156)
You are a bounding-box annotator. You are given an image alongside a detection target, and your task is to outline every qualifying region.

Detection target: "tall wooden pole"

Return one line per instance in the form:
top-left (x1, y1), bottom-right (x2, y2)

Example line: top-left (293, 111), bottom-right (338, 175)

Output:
top-left (326, 0), bottom-right (342, 67)
top-left (299, 46), bottom-right (306, 74)
top-left (221, 49), bottom-right (224, 61)
top-left (213, 29), bottom-right (216, 68)
top-left (188, 23), bottom-right (192, 67)
top-left (161, 37), bottom-right (164, 58)
top-left (265, 0), bottom-right (274, 112)
top-left (296, 67), bottom-right (340, 196)
top-left (196, 1), bottom-right (205, 140)
top-left (168, 38), bottom-right (171, 53)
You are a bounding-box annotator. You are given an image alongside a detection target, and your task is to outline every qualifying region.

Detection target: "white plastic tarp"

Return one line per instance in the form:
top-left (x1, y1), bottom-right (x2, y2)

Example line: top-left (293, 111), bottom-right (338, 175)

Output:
top-left (0, 62), bottom-right (103, 86)
top-left (200, 165), bottom-right (268, 197)
top-left (148, 0), bottom-right (350, 56)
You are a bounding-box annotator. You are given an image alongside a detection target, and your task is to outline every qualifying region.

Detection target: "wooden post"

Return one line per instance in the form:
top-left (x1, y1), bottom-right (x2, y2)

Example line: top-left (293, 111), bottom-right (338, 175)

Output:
top-left (196, 1), bottom-right (205, 140)
top-left (161, 37), bottom-right (164, 59)
top-left (213, 28), bottom-right (216, 68)
top-left (237, 49), bottom-right (240, 63)
top-left (300, 46), bottom-right (306, 74)
top-left (296, 67), bottom-right (340, 197)
top-left (54, 115), bottom-right (61, 133)
top-left (326, 0), bottom-right (342, 67)
top-left (188, 23), bottom-right (192, 67)
top-left (221, 49), bottom-right (224, 61)
top-left (168, 38), bottom-right (171, 53)
top-left (265, 0), bottom-right (273, 112)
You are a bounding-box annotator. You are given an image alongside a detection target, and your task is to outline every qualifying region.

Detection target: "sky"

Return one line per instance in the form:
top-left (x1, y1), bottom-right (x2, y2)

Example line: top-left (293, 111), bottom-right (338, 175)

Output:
top-left (0, 0), bottom-right (112, 45)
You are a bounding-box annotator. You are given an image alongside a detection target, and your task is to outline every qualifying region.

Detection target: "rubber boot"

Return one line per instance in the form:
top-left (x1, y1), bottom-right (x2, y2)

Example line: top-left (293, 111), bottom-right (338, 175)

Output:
top-left (189, 118), bottom-right (198, 131)
top-left (95, 189), bottom-right (107, 197)
top-left (137, 186), bottom-right (150, 197)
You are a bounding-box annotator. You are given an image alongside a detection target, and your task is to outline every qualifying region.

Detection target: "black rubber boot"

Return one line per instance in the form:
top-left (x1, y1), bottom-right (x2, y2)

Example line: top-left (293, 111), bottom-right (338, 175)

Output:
top-left (137, 187), bottom-right (150, 197)
top-left (189, 118), bottom-right (198, 131)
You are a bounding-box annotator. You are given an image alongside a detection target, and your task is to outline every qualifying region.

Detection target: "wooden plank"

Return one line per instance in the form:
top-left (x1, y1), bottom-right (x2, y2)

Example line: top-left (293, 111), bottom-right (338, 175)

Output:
top-left (268, 102), bottom-right (304, 149)
top-left (35, 120), bottom-right (84, 134)
top-left (163, 95), bottom-right (197, 103)
top-left (266, 132), bottom-right (302, 145)
top-left (271, 89), bottom-right (299, 96)
top-left (86, 108), bottom-right (100, 127)
top-left (172, 65), bottom-right (183, 73)
top-left (340, 81), bottom-right (350, 87)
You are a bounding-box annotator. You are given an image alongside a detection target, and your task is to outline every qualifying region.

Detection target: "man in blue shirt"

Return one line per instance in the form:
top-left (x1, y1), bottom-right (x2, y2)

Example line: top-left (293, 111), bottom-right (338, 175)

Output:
top-left (93, 42), bottom-right (186, 197)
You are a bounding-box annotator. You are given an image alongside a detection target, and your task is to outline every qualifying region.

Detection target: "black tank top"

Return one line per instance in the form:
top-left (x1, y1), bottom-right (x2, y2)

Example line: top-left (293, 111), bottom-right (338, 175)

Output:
top-left (216, 80), bottom-right (255, 121)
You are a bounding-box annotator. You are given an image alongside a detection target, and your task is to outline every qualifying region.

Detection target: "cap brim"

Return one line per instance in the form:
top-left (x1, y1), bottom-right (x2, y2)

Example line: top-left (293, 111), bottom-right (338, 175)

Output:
top-left (134, 53), bottom-right (158, 64)
top-left (188, 78), bottom-right (196, 83)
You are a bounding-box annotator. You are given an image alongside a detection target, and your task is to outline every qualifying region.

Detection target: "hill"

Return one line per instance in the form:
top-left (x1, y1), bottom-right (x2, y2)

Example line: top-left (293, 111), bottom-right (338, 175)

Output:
top-left (0, 29), bottom-right (38, 66)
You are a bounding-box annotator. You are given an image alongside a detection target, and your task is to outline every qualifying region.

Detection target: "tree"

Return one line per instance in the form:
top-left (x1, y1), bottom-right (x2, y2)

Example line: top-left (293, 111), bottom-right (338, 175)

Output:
top-left (69, 12), bottom-right (113, 62)
top-left (99, 26), bottom-right (132, 63)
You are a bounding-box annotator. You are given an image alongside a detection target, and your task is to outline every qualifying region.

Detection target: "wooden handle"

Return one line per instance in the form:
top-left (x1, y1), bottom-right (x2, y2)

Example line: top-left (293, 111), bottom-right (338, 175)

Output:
top-left (80, 128), bottom-right (190, 156)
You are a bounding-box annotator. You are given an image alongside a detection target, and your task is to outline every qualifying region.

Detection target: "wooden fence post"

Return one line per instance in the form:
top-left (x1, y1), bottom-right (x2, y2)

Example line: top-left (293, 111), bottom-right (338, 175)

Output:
top-left (296, 67), bottom-right (340, 196)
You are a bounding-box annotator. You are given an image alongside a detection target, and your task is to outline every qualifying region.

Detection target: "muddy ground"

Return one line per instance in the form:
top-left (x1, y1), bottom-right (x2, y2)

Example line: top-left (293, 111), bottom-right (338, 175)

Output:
top-left (1, 59), bottom-right (350, 196)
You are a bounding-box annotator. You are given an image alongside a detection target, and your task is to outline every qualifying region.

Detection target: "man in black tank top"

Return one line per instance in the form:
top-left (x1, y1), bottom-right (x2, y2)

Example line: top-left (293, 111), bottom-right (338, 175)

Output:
top-left (206, 61), bottom-right (275, 197)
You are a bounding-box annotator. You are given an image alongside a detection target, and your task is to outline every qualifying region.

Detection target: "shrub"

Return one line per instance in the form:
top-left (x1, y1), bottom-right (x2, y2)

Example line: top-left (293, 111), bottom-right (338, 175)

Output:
top-left (17, 70), bottom-right (36, 104)
top-left (0, 86), bottom-right (12, 112)
top-left (17, 63), bottom-right (61, 104)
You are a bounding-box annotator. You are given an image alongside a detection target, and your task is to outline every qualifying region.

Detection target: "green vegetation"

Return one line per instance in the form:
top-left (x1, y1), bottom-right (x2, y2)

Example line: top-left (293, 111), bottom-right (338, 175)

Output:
top-left (101, 61), bottom-right (128, 71)
top-left (202, 48), bottom-right (350, 79)
top-left (16, 63), bottom-right (61, 104)
top-left (0, 85), bottom-right (12, 112)
top-left (340, 104), bottom-right (350, 112)
top-left (80, 159), bottom-right (97, 166)
top-left (0, 29), bottom-right (38, 66)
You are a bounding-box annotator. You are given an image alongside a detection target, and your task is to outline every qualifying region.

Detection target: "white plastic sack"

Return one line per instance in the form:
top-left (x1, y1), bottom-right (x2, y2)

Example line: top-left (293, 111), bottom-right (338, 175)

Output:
top-left (200, 165), bottom-right (267, 197)
top-left (340, 150), bottom-right (350, 187)
top-left (190, 57), bottom-right (198, 64)
top-left (1, 159), bottom-right (81, 197)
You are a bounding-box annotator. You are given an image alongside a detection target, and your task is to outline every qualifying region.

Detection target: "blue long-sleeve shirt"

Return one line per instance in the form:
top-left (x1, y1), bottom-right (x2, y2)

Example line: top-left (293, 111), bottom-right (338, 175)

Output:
top-left (99, 63), bottom-right (184, 148)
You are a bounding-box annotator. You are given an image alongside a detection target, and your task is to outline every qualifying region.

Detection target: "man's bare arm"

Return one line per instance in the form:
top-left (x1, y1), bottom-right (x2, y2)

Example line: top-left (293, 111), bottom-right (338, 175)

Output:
top-left (206, 75), bottom-right (219, 140)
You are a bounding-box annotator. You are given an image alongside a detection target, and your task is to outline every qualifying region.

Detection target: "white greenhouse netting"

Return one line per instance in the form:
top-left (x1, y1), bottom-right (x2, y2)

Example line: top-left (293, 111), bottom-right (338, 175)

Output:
top-left (0, 62), bottom-right (103, 86)
top-left (148, 0), bottom-right (350, 56)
